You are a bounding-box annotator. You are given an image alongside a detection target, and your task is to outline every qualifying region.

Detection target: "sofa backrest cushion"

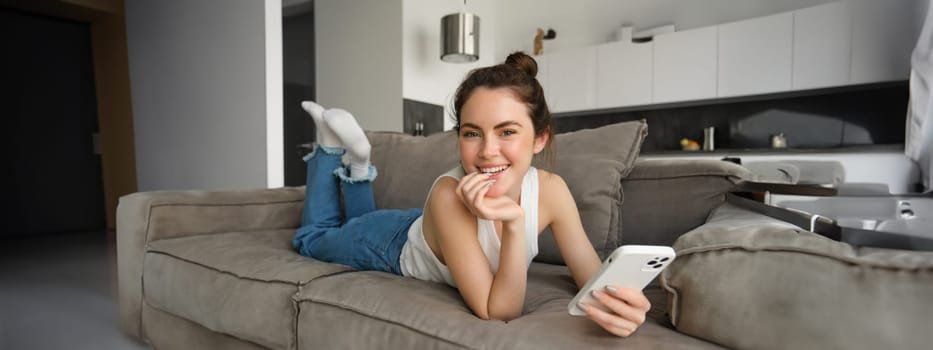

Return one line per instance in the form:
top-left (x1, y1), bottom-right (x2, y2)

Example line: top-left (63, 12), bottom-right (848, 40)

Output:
top-left (368, 130), bottom-right (460, 210)
top-left (531, 120), bottom-right (647, 263)
top-left (367, 120), bottom-right (647, 265)
top-left (620, 159), bottom-right (748, 247)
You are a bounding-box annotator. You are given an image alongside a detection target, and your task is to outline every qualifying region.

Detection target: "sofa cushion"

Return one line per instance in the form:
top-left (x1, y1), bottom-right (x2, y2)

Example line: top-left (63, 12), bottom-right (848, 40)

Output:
top-left (368, 120), bottom-right (648, 265)
top-left (620, 159), bottom-right (748, 247)
top-left (141, 302), bottom-right (267, 350)
top-left (533, 120), bottom-right (648, 262)
top-left (295, 269), bottom-right (500, 349)
top-left (661, 203), bottom-right (933, 350)
top-left (144, 229), bottom-right (350, 350)
top-left (507, 263), bottom-right (724, 349)
top-left (294, 263), bottom-right (722, 349)
top-left (368, 130), bottom-right (460, 210)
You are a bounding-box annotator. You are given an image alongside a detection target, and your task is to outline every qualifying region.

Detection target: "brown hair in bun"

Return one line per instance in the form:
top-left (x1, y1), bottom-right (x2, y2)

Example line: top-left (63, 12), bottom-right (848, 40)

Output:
top-left (505, 51), bottom-right (538, 78)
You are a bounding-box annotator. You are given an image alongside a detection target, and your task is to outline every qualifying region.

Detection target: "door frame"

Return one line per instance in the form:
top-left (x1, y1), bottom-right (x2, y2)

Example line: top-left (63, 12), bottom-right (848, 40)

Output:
top-left (2, 0), bottom-right (137, 229)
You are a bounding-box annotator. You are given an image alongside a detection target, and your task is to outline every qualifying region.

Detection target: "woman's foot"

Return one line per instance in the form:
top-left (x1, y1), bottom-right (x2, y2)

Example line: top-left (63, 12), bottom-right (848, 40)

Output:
top-left (301, 101), bottom-right (341, 148)
top-left (324, 108), bottom-right (371, 178)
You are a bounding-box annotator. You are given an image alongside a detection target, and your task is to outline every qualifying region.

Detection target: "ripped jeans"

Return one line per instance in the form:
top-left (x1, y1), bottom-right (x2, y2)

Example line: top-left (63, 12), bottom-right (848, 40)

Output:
top-left (292, 145), bottom-right (422, 275)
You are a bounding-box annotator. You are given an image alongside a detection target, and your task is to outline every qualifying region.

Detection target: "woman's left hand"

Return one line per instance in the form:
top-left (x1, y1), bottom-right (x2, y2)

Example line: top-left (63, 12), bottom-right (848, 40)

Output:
top-left (579, 286), bottom-right (651, 337)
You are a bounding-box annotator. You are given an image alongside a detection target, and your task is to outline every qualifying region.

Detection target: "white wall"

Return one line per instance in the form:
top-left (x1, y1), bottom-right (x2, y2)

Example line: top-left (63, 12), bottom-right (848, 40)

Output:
top-left (316, 0), bottom-right (403, 132)
top-left (126, 0), bottom-right (283, 191)
top-left (402, 0), bottom-right (498, 129)
top-left (495, 0), bottom-right (844, 60)
top-left (316, 0), bottom-right (498, 131)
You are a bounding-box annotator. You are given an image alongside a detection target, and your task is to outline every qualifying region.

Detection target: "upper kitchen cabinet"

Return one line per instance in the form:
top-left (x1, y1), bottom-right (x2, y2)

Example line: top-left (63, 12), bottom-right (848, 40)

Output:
top-left (718, 12), bottom-right (793, 97)
top-left (653, 26), bottom-right (718, 103)
top-left (546, 46), bottom-right (598, 113)
top-left (535, 0), bottom-right (923, 115)
top-left (793, 2), bottom-right (852, 90)
top-left (596, 41), bottom-right (653, 108)
top-left (850, 0), bottom-right (919, 84)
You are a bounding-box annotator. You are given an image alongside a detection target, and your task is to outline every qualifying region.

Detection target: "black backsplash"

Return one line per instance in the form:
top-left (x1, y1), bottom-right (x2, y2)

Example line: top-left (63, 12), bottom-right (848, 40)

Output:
top-left (552, 82), bottom-right (908, 152)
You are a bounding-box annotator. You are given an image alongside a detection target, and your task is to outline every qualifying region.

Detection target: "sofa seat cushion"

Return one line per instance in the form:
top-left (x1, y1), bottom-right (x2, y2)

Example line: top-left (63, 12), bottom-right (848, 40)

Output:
top-left (506, 263), bottom-right (725, 349)
top-left (294, 268), bottom-right (500, 349)
top-left (661, 203), bottom-right (933, 350)
top-left (144, 229), bottom-right (350, 350)
top-left (295, 262), bottom-right (722, 349)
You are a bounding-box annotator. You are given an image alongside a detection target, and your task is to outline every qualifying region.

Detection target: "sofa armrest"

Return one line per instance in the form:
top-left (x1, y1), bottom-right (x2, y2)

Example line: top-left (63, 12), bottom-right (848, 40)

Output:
top-left (115, 187), bottom-right (305, 339)
top-left (620, 159), bottom-right (749, 246)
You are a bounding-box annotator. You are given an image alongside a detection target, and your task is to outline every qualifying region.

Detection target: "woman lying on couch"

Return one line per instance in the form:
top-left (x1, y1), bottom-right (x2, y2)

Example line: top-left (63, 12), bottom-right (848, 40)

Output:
top-left (293, 52), bottom-right (650, 337)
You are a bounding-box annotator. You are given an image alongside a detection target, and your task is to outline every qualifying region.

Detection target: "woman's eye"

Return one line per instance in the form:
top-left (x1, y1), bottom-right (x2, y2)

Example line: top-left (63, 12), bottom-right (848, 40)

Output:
top-left (501, 129), bottom-right (517, 136)
top-left (462, 131), bottom-right (479, 138)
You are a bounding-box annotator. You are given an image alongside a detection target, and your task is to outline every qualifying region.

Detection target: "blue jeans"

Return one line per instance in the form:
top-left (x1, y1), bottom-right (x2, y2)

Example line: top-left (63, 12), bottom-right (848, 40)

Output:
top-left (293, 145), bottom-right (422, 275)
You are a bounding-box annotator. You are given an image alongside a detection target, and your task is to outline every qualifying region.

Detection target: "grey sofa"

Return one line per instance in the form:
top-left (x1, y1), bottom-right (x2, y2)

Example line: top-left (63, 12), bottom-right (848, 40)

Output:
top-left (117, 121), bottom-right (753, 349)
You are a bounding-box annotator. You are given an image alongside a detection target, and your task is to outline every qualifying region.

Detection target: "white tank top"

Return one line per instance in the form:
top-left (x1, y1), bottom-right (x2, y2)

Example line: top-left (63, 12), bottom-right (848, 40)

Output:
top-left (399, 167), bottom-right (540, 287)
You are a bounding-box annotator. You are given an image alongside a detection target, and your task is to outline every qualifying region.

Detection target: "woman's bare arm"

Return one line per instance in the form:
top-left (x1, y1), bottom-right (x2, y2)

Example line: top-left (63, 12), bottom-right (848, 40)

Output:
top-left (541, 173), bottom-right (601, 288)
top-left (427, 178), bottom-right (527, 321)
top-left (541, 172), bottom-right (651, 337)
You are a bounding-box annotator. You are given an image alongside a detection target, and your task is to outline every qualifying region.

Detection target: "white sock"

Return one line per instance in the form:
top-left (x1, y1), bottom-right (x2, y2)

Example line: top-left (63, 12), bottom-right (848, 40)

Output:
top-left (301, 101), bottom-right (341, 148)
top-left (324, 108), bottom-right (371, 178)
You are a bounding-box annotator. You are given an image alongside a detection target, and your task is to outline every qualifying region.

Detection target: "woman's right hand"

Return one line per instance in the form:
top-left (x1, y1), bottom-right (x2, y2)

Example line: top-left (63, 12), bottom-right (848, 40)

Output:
top-left (456, 172), bottom-right (524, 224)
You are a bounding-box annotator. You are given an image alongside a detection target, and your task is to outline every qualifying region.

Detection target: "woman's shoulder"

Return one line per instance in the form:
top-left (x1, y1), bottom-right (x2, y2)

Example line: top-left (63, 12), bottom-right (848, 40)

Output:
top-left (535, 168), bottom-right (569, 191)
top-left (426, 175), bottom-right (461, 207)
top-left (424, 175), bottom-right (475, 237)
top-left (535, 168), bottom-right (576, 215)
top-left (424, 168), bottom-right (463, 201)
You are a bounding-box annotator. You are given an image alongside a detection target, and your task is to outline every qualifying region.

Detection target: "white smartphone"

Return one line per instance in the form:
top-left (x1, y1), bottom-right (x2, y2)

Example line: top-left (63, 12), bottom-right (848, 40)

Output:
top-left (568, 245), bottom-right (675, 316)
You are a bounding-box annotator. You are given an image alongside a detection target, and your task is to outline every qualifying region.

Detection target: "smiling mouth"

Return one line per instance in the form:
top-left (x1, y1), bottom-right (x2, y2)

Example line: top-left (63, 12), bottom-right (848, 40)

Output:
top-left (479, 165), bottom-right (510, 175)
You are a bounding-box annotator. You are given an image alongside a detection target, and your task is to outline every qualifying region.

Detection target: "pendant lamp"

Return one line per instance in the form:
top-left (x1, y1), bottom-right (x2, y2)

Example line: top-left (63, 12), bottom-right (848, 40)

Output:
top-left (440, 1), bottom-right (479, 63)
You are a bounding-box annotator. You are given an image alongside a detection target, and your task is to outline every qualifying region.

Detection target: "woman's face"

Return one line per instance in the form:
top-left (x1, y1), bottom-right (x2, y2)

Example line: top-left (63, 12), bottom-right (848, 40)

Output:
top-left (458, 87), bottom-right (548, 199)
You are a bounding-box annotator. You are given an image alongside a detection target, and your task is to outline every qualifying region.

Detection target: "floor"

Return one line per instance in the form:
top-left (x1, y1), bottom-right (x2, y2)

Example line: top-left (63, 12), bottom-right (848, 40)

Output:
top-left (0, 231), bottom-right (149, 350)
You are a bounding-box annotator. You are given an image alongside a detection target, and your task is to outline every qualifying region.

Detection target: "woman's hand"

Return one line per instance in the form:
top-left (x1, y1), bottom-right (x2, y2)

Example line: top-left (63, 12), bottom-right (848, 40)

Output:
top-left (579, 286), bottom-right (651, 337)
top-left (456, 172), bottom-right (523, 223)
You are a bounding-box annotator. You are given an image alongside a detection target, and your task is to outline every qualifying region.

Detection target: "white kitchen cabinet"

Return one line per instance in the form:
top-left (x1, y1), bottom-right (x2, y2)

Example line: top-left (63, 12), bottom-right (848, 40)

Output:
top-left (653, 26), bottom-right (718, 103)
top-left (718, 12), bottom-right (793, 97)
top-left (596, 41), bottom-right (653, 108)
top-left (793, 2), bottom-right (852, 90)
top-left (546, 46), bottom-right (598, 113)
top-left (850, 0), bottom-right (919, 84)
top-left (534, 0), bottom-right (922, 114)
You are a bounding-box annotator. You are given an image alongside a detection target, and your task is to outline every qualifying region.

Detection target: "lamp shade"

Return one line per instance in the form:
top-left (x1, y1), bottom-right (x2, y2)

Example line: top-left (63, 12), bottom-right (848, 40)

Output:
top-left (440, 12), bottom-right (479, 63)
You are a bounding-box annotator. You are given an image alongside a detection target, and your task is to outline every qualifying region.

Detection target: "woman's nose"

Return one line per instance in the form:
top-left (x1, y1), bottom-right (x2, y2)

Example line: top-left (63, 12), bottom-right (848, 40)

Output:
top-left (480, 138), bottom-right (499, 157)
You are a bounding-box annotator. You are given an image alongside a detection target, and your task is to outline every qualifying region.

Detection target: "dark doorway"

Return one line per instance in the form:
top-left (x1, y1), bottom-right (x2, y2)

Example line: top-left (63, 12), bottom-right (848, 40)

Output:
top-left (2, 9), bottom-right (105, 236)
top-left (283, 5), bottom-right (316, 186)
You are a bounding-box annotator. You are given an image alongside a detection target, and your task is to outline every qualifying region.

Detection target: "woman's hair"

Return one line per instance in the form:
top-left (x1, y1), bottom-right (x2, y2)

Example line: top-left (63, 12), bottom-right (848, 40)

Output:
top-left (452, 51), bottom-right (555, 166)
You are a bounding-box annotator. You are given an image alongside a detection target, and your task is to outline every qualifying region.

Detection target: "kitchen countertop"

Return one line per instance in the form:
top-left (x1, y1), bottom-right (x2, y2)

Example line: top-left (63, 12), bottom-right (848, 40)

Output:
top-left (637, 144), bottom-right (919, 194)
top-left (640, 144), bottom-right (904, 157)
